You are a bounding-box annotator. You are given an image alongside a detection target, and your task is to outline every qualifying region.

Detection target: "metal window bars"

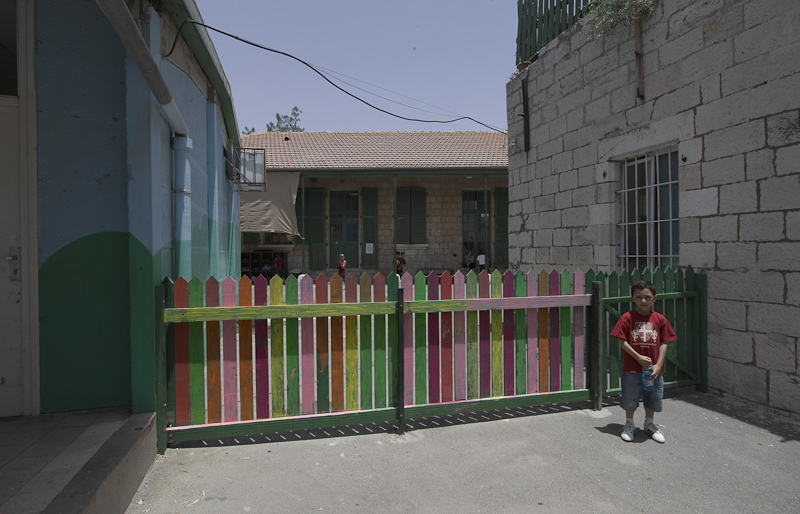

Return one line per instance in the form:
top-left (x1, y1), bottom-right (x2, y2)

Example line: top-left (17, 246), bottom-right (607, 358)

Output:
top-left (618, 148), bottom-right (679, 272)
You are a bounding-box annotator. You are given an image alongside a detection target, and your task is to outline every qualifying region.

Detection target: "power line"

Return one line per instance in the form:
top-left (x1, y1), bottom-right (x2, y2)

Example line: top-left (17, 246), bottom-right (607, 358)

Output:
top-left (168, 20), bottom-right (507, 133)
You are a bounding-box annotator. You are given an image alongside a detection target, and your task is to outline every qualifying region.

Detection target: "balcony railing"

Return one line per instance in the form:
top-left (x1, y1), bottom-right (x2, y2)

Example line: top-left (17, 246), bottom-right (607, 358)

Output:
top-left (517, 0), bottom-right (593, 64)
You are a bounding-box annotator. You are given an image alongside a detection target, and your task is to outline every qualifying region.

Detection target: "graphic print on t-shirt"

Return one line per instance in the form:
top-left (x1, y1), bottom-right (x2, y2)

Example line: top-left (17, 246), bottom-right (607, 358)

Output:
top-left (633, 322), bottom-right (658, 345)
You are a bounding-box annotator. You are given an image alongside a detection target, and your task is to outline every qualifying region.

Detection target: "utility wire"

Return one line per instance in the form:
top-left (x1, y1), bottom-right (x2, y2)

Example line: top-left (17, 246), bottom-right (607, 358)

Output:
top-left (167, 20), bottom-right (507, 133)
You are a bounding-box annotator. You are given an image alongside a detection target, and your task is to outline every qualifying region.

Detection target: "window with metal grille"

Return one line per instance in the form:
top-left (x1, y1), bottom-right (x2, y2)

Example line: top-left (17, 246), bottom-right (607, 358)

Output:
top-left (618, 148), bottom-right (679, 271)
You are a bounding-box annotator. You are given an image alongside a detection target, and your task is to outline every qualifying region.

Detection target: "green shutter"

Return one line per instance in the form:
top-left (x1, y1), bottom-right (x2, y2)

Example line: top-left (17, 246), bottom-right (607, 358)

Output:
top-left (361, 188), bottom-right (378, 268)
top-left (242, 232), bottom-right (260, 245)
top-left (305, 188), bottom-right (327, 269)
top-left (494, 188), bottom-right (508, 267)
top-left (396, 188), bottom-right (410, 244)
top-left (410, 188), bottom-right (427, 244)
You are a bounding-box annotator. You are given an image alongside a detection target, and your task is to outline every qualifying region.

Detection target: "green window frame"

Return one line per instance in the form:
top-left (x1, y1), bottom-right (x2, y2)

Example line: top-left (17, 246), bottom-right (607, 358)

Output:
top-left (396, 187), bottom-right (427, 244)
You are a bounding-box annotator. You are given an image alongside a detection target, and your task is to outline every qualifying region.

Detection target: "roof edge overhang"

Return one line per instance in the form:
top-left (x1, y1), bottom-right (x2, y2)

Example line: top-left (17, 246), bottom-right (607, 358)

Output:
top-left (266, 167), bottom-right (509, 178)
top-left (160, 0), bottom-right (240, 148)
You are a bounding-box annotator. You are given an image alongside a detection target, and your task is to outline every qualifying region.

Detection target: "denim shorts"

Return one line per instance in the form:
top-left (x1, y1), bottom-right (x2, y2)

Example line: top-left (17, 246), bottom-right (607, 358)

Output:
top-left (620, 372), bottom-right (663, 412)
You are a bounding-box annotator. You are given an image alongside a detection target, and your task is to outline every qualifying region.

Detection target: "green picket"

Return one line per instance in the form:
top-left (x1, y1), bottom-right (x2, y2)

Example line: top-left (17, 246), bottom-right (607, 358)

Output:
top-left (359, 274), bottom-right (374, 410)
top-left (414, 272), bottom-right (427, 404)
top-left (387, 272), bottom-right (399, 406)
top-left (607, 271), bottom-right (620, 392)
top-left (514, 270), bottom-right (527, 395)
top-left (560, 269), bottom-right (572, 392)
top-left (465, 270), bottom-right (479, 399)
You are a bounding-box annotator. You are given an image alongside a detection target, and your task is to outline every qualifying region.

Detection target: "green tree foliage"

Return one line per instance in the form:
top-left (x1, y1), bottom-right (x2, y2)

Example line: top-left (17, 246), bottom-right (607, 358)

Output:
top-left (266, 106), bottom-right (305, 132)
top-left (242, 126), bottom-right (256, 135)
top-left (588, 0), bottom-right (656, 40)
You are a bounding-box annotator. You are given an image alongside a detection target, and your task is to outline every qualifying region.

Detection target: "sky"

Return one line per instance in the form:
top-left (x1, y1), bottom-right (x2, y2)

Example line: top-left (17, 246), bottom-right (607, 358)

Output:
top-left (192, 0), bottom-right (518, 134)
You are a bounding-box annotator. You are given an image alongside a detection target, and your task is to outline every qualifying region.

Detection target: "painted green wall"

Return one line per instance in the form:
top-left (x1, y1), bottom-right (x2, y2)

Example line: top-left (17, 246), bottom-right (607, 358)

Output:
top-left (39, 232), bottom-right (132, 412)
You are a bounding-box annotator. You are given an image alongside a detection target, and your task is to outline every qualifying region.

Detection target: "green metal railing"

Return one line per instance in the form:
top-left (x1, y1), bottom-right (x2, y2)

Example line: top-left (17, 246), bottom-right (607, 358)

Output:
top-left (517, 0), bottom-right (594, 64)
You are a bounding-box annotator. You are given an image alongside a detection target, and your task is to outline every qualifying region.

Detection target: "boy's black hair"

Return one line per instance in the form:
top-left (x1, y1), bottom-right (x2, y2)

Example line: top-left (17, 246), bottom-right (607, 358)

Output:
top-left (631, 280), bottom-right (657, 296)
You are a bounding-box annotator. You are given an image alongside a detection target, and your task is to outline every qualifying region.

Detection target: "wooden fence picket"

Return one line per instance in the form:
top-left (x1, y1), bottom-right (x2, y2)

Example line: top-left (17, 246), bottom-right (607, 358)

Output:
top-left (549, 270), bottom-right (561, 392)
top-left (526, 270), bottom-right (538, 394)
top-left (465, 270), bottom-right (479, 399)
top-left (503, 270), bottom-right (515, 396)
top-left (345, 274), bottom-right (358, 411)
top-left (269, 276), bottom-right (285, 418)
top-left (254, 275), bottom-right (269, 419)
top-left (573, 269), bottom-right (585, 390)
top-left (222, 277), bottom-right (238, 422)
top-left (315, 275), bottom-right (330, 413)
top-left (238, 276), bottom-right (253, 421)
top-left (559, 269), bottom-right (571, 392)
top-left (537, 270), bottom-right (549, 392)
top-left (453, 271), bottom-right (467, 401)
top-left (359, 274), bottom-right (374, 410)
top-left (373, 272), bottom-right (387, 409)
top-left (187, 277), bottom-right (204, 425)
top-left (414, 272), bottom-right (427, 405)
top-left (205, 277), bottom-right (221, 424)
top-left (300, 275), bottom-right (314, 414)
top-left (401, 273), bottom-right (414, 406)
top-left (285, 275), bottom-right (300, 417)
top-left (330, 275), bottom-right (344, 413)
top-left (427, 272), bottom-right (441, 404)
top-left (479, 271), bottom-right (491, 398)
top-left (173, 277), bottom-right (190, 426)
top-left (440, 271), bottom-right (454, 403)
top-left (490, 270), bottom-right (503, 397)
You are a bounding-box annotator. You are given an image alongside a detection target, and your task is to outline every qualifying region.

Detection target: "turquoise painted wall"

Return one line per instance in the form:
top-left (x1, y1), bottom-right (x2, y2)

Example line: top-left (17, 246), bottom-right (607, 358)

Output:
top-left (36, 1), bottom-right (240, 413)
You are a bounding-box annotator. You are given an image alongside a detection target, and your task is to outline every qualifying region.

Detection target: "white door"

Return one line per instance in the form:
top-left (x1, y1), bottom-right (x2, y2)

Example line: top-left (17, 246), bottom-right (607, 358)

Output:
top-left (0, 0), bottom-right (35, 417)
top-left (0, 97), bottom-right (23, 417)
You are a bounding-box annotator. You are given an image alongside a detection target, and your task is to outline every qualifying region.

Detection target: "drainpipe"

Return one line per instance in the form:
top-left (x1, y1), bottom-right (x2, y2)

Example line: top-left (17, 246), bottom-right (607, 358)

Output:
top-left (96, 0), bottom-right (193, 278)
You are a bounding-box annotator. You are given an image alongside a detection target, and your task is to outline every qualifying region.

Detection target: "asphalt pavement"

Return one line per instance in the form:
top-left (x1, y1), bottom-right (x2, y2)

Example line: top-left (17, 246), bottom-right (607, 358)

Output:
top-left (125, 389), bottom-right (800, 513)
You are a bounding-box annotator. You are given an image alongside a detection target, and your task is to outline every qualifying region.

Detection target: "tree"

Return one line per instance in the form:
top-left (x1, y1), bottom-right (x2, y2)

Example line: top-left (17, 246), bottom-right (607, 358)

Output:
top-left (242, 126), bottom-right (256, 135)
top-left (266, 106), bottom-right (304, 132)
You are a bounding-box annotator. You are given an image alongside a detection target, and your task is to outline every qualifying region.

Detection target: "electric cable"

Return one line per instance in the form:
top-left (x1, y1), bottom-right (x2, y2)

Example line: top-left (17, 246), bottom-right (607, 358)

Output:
top-left (167, 19), bottom-right (507, 133)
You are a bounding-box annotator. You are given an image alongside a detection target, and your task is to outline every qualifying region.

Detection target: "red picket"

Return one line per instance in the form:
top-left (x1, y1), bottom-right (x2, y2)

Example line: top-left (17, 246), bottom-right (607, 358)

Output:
top-left (549, 270), bottom-right (561, 392)
top-left (238, 276), bottom-right (253, 421)
top-left (440, 271), bottom-right (454, 402)
top-left (254, 275), bottom-right (269, 419)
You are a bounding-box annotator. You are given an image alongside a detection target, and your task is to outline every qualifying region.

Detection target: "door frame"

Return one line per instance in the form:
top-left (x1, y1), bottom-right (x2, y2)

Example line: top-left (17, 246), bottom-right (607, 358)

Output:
top-left (18, 0), bottom-right (39, 415)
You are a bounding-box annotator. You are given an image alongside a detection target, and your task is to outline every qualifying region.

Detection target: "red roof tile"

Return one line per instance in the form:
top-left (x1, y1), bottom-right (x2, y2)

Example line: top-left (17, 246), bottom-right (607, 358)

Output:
top-left (240, 131), bottom-right (508, 169)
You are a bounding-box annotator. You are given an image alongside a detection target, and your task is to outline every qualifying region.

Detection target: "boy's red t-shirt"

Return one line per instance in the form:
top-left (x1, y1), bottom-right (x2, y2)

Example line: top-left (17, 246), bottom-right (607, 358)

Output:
top-left (611, 310), bottom-right (677, 374)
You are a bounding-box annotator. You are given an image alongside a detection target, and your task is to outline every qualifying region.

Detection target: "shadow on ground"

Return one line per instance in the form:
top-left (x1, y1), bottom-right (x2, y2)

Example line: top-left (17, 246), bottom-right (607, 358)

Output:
top-left (170, 401), bottom-right (590, 449)
top-left (671, 388), bottom-right (800, 443)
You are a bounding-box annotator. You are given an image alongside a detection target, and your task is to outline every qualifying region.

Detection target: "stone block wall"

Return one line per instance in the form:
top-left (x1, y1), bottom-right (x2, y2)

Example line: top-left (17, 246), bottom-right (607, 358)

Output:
top-left (507, 0), bottom-right (799, 414)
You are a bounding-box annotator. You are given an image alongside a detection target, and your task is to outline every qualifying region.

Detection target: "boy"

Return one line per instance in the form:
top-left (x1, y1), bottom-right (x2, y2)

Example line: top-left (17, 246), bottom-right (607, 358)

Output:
top-left (610, 280), bottom-right (677, 443)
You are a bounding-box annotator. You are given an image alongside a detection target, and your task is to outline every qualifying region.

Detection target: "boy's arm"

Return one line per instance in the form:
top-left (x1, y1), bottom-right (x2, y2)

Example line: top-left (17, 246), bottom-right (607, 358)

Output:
top-left (651, 342), bottom-right (668, 377)
top-left (617, 337), bottom-right (653, 369)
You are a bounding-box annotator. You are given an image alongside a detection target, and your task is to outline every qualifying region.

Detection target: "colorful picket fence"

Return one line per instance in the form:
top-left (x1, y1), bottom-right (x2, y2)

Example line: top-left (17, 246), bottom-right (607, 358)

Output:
top-left (154, 266), bottom-right (706, 452)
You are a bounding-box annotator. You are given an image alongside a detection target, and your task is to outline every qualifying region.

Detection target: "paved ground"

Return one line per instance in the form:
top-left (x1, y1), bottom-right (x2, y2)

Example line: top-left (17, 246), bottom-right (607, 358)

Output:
top-left (125, 389), bottom-right (800, 513)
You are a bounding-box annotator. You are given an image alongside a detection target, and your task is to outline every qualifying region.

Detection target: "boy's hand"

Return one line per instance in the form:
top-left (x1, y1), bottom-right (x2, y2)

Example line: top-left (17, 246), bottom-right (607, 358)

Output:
top-left (638, 356), bottom-right (653, 369)
top-left (651, 361), bottom-right (663, 377)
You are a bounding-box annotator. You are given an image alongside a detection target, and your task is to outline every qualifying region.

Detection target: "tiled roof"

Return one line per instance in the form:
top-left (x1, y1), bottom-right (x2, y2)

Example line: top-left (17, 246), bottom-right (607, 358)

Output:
top-left (240, 131), bottom-right (508, 169)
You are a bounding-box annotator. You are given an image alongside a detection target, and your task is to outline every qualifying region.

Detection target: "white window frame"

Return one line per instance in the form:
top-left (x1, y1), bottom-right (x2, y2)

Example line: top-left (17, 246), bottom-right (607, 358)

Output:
top-left (618, 147), bottom-right (679, 271)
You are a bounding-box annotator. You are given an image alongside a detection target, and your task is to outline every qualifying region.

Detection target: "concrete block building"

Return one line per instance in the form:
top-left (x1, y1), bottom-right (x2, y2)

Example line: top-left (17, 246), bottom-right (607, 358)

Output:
top-left (507, 0), bottom-right (799, 414)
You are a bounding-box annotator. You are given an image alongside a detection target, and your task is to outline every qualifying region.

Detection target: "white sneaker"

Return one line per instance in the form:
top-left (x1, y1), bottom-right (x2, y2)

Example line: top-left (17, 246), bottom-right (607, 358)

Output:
top-left (620, 422), bottom-right (635, 442)
top-left (644, 421), bottom-right (666, 443)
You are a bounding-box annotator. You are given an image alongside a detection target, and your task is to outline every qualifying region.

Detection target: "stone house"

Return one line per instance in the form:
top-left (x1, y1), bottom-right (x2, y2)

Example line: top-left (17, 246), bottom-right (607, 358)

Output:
top-left (507, 0), bottom-right (799, 414)
top-left (238, 131), bottom-right (509, 277)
